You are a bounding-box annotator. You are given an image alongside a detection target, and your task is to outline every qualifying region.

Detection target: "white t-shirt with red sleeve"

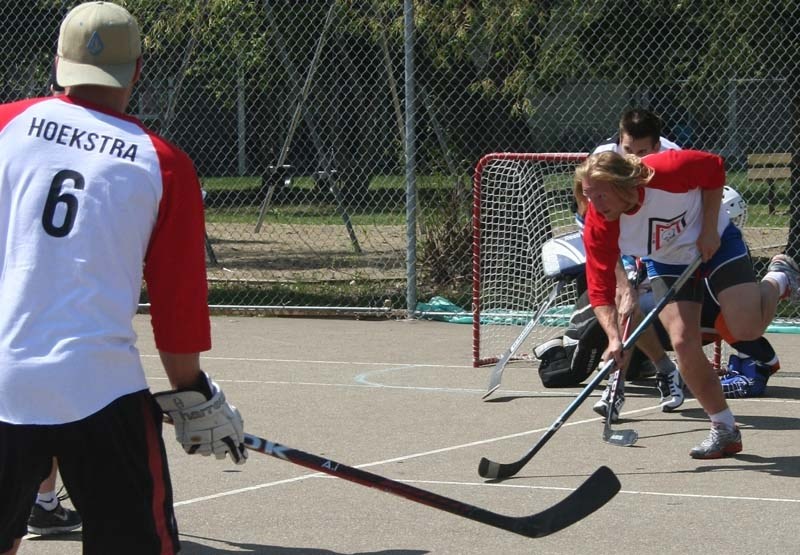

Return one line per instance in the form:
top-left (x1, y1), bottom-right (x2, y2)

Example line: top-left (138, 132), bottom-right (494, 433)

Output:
top-left (592, 135), bottom-right (681, 155)
top-left (583, 149), bottom-right (728, 308)
top-left (0, 95), bottom-right (210, 425)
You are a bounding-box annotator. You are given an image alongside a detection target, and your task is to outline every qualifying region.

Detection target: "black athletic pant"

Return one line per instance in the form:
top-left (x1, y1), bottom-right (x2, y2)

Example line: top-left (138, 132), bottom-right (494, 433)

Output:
top-left (0, 390), bottom-right (180, 555)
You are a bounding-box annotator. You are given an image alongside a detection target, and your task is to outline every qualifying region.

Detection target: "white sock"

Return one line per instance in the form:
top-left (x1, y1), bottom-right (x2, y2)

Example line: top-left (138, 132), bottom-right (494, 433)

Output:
top-left (709, 408), bottom-right (736, 430)
top-left (654, 355), bottom-right (676, 376)
top-left (765, 355), bottom-right (780, 372)
top-left (763, 271), bottom-right (788, 296)
top-left (36, 490), bottom-right (58, 511)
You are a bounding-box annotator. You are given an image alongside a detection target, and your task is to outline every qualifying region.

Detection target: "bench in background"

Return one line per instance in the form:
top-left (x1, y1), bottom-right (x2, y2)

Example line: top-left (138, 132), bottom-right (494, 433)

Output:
top-left (747, 152), bottom-right (791, 215)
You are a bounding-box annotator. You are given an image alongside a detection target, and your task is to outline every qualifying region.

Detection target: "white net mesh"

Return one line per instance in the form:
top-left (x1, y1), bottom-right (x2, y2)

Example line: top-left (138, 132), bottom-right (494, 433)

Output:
top-left (473, 153), bottom-right (587, 366)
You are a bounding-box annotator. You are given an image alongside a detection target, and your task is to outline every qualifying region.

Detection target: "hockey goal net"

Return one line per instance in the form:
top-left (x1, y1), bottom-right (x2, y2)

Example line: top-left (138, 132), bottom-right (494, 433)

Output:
top-left (472, 153), bottom-right (587, 367)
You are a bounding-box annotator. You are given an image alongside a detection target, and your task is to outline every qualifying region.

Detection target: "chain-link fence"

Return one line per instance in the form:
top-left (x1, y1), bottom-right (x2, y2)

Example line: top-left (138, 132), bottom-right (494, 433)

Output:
top-left (3, 1), bottom-right (799, 321)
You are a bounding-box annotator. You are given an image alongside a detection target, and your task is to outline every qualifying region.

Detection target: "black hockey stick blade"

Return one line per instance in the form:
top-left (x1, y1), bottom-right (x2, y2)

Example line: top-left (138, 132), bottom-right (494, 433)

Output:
top-left (242, 433), bottom-right (619, 538)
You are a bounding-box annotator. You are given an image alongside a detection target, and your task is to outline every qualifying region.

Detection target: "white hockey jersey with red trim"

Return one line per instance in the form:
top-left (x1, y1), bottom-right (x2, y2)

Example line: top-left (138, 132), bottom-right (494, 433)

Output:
top-left (0, 96), bottom-right (210, 424)
top-left (583, 149), bottom-right (728, 308)
top-left (592, 135), bottom-right (681, 154)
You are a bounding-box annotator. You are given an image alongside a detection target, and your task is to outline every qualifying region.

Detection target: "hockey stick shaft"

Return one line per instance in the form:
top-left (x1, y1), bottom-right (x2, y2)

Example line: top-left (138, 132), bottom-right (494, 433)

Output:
top-left (242, 433), bottom-right (620, 538)
top-left (603, 314), bottom-right (638, 446)
top-left (484, 279), bottom-right (565, 398)
top-left (479, 256), bottom-right (701, 479)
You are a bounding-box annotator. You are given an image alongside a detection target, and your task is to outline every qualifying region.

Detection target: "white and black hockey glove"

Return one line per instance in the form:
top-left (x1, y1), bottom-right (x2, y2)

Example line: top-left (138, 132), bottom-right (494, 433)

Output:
top-left (155, 372), bottom-right (248, 465)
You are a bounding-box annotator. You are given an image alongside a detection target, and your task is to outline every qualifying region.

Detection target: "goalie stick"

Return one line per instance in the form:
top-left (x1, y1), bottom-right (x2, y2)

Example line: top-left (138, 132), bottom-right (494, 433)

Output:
top-left (484, 231), bottom-right (586, 399)
top-left (602, 314), bottom-right (638, 447)
top-left (479, 256), bottom-right (701, 480)
top-left (241, 432), bottom-right (620, 538)
top-left (484, 279), bottom-right (566, 399)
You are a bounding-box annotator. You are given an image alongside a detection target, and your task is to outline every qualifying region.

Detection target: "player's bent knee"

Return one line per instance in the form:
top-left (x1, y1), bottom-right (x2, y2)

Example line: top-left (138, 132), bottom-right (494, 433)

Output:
top-left (668, 333), bottom-right (700, 352)
top-left (723, 320), bottom-right (763, 342)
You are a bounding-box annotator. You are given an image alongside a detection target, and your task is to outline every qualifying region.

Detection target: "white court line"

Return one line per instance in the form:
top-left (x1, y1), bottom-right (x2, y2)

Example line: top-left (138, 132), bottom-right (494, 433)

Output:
top-left (173, 473), bottom-right (327, 507)
top-left (141, 353), bottom-right (473, 369)
top-left (23, 472), bottom-right (798, 541)
top-left (147, 373), bottom-right (800, 403)
top-left (142, 357), bottom-right (799, 510)
top-left (353, 366), bottom-right (581, 396)
top-left (145, 374), bottom-right (581, 398)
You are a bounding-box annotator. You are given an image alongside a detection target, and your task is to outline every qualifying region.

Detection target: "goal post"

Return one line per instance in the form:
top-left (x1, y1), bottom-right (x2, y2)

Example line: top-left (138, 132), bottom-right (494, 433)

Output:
top-left (472, 153), bottom-right (588, 368)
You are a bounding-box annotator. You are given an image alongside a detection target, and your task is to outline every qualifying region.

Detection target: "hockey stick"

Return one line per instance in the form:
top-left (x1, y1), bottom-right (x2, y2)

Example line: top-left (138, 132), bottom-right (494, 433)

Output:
top-left (479, 255), bottom-right (701, 480)
top-left (484, 279), bottom-right (565, 399)
top-left (484, 231), bottom-right (586, 399)
top-left (241, 433), bottom-right (620, 538)
top-left (602, 315), bottom-right (638, 447)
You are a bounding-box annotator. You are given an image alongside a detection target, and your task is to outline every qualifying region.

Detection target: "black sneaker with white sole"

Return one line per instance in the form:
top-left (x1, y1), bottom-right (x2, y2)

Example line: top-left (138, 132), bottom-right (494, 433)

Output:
top-left (593, 381), bottom-right (625, 423)
top-left (656, 367), bottom-right (685, 412)
top-left (27, 501), bottom-right (82, 536)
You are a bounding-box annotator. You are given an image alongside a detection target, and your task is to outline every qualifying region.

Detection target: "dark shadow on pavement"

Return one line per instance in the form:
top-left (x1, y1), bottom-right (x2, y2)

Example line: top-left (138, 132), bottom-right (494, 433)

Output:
top-left (636, 426), bottom-right (708, 440)
top-left (677, 407), bottom-right (800, 431)
top-left (686, 454), bottom-right (800, 478)
top-left (483, 392), bottom-right (588, 403)
top-left (179, 536), bottom-right (429, 555)
top-left (755, 385), bottom-right (800, 400)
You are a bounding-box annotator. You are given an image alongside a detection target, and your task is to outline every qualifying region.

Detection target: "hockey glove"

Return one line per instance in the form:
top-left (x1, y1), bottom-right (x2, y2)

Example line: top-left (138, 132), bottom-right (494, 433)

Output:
top-left (155, 372), bottom-right (248, 465)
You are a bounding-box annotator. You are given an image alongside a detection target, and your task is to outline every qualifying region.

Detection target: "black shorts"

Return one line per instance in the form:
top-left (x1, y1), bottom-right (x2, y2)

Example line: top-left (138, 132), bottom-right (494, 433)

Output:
top-left (648, 224), bottom-right (756, 304)
top-left (0, 390), bottom-right (180, 555)
top-left (649, 254), bottom-right (755, 304)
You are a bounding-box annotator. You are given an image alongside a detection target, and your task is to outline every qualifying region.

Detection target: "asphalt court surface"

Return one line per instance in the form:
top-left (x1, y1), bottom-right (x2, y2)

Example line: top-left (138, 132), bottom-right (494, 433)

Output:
top-left (21, 315), bottom-right (800, 554)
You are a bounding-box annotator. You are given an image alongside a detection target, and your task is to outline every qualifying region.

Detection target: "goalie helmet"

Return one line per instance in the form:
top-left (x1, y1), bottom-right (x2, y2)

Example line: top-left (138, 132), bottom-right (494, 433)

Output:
top-left (722, 185), bottom-right (747, 228)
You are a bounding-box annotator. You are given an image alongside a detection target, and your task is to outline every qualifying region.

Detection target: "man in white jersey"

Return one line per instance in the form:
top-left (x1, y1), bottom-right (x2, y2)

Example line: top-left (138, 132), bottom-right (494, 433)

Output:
top-left (0, 4), bottom-right (247, 554)
top-left (592, 107), bottom-right (681, 157)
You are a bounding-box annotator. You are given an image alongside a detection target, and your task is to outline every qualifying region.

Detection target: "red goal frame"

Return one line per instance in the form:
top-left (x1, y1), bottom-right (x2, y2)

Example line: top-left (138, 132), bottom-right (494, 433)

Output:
top-left (472, 152), bottom-right (587, 367)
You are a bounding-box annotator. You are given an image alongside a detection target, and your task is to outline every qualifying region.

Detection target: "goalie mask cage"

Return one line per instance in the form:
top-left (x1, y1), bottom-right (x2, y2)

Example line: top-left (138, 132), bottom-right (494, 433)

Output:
top-left (472, 153), bottom-right (587, 367)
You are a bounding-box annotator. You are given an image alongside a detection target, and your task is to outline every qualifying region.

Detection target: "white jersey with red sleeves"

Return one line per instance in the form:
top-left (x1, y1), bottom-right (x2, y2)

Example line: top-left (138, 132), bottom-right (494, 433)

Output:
top-left (592, 135), bottom-right (681, 154)
top-left (583, 149), bottom-right (728, 307)
top-left (0, 96), bottom-right (210, 425)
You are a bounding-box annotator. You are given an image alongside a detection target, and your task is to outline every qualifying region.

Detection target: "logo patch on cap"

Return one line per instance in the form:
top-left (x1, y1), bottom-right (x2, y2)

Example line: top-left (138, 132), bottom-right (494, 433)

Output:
top-left (87, 32), bottom-right (104, 55)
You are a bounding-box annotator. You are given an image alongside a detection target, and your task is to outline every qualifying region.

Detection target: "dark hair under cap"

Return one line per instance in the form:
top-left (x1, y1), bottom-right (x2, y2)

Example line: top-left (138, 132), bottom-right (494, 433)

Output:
top-left (49, 63), bottom-right (65, 93)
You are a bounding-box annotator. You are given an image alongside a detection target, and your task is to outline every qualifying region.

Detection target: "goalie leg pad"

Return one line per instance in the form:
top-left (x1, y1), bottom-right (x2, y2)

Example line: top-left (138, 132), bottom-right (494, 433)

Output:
top-left (720, 355), bottom-right (770, 398)
top-left (536, 338), bottom-right (583, 388)
top-left (567, 319), bottom-right (607, 384)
